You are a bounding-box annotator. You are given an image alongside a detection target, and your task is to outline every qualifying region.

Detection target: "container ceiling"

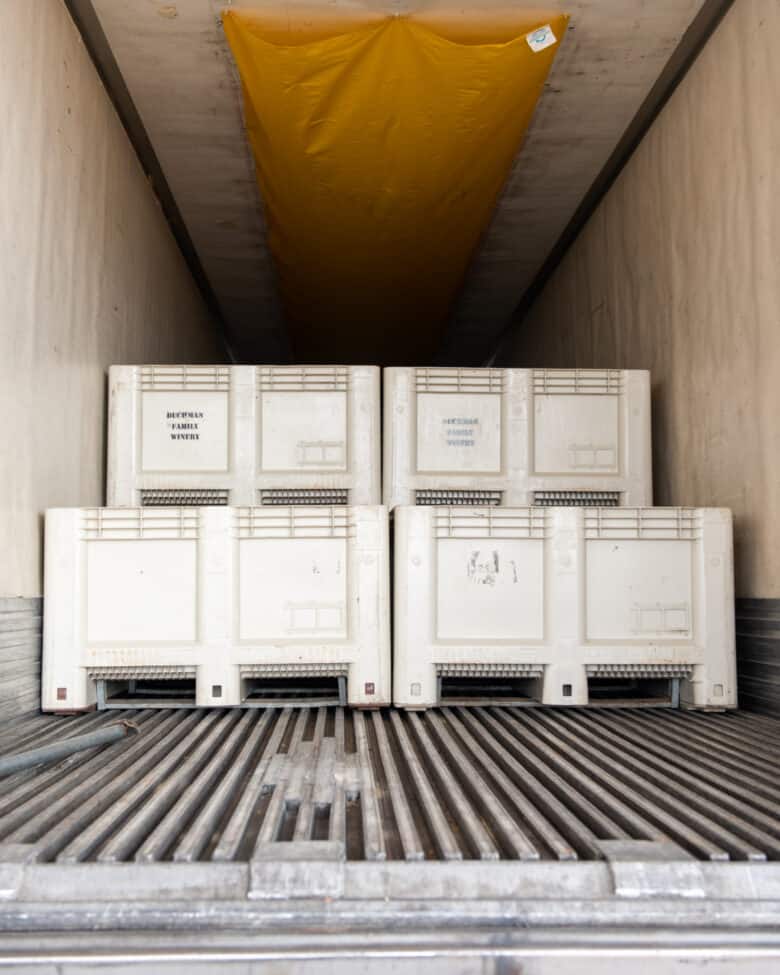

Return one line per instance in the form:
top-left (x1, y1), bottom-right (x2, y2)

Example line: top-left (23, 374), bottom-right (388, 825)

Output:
top-left (221, 11), bottom-right (569, 364)
top-left (85, 0), bottom-right (712, 364)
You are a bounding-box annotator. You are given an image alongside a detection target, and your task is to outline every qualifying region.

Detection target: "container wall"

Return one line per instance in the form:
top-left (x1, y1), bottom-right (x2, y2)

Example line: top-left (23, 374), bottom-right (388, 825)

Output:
top-left (0, 0), bottom-right (226, 601)
top-left (496, 0), bottom-right (780, 711)
top-left (498, 0), bottom-right (780, 606)
top-left (734, 599), bottom-right (780, 715)
top-left (0, 598), bottom-right (42, 723)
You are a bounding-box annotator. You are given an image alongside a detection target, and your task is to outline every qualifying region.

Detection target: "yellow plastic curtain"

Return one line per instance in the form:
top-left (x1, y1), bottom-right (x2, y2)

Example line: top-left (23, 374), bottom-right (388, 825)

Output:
top-left (223, 10), bottom-right (568, 363)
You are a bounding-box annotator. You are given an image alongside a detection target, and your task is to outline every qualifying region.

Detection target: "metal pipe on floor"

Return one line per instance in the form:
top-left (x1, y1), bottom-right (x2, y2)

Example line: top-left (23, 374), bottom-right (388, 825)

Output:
top-left (0, 721), bottom-right (139, 777)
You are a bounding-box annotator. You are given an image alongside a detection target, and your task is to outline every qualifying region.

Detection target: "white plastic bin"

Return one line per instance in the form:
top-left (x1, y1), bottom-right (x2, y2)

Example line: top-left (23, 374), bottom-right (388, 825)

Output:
top-left (383, 367), bottom-right (652, 508)
top-left (42, 506), bottom-right (390, 710)
top-left (107, 365), bottom-right (380, 506)
top-left (393, 506), bottom-right (736, 709)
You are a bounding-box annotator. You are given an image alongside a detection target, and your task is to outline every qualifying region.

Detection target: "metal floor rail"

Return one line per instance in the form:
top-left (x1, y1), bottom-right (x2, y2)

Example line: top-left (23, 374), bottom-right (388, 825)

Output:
top-left (1, 706), bottom-right (779, 864)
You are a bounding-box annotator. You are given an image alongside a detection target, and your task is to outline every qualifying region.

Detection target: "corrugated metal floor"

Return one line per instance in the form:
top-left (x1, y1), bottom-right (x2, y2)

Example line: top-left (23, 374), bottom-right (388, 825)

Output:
top-left (1, 707), bottom-right (779, 865)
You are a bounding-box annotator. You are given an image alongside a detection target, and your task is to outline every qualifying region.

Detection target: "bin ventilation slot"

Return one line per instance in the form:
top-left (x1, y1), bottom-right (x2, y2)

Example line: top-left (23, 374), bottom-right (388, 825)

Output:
top-left (88, 666), bottom-right (197, 680)
top-left (534, 491), bottom-right (621, 507)
top-left (415, 368), bottom-right (504, 393)
top-left (436, 663), bottom-right (543, 678)
top-left (235, 506), bottom-right (351, 539)
top-left (240, 665), bottom-right (347, 706)
top-left (89, 666), bottom-right (197, 709)
top-left (437, 664), bottom-right (543, 705)
top-left (240, 663), bottom-right (348, 678)
top-left (140, 489), bottom-right (229, 506)
top-left (257, 366), bottom-right (349, 392)
top-left (259, 489), bottom-right (349, 506)
top-left (82, 508), bottom-right (199, 539)
top-left (416, 489), bottom-right (502, 506)
top-left (584, 508), bottom-right (698, 540)
top-left (586, 663), bottom-right (691, 706)
top-left (533, 369), bottom-right (623, 396)
top-left (586, 663), bottom-right (694, 679)
top-left (138, 365), bottom-right (230, 392)
top-left (434, 508), bottom-right (546, 539)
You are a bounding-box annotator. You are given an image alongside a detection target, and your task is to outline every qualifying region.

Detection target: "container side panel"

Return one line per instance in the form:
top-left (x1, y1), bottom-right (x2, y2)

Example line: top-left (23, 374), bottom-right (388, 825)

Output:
top-left (417, 393), bottom-right (502, 474)
top-left (238, 538), bottom-right (348, 640)
top-left (436, 538), bottom-right (544, 641)
top-left (141, 392), bottom-right (230, 473)
top-left (585, 539), bottom-right (693, 642)
top-left (260, 392), bottom-right (348, 472)
top-left (86, 541), bottom-right (198, 644)
top-left (534, 395), bottom-right (619, 475)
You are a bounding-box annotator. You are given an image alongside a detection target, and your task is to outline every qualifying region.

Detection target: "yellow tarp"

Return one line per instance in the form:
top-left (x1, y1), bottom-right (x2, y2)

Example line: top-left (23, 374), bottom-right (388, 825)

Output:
top-left (223, 10), bottom-right (568, 363)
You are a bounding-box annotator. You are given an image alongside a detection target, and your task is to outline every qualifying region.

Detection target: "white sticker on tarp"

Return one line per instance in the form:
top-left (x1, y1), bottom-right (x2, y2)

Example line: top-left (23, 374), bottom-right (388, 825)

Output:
top-left (527, 24), bottom-right (557, 53)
